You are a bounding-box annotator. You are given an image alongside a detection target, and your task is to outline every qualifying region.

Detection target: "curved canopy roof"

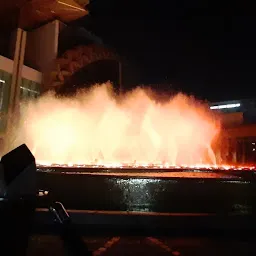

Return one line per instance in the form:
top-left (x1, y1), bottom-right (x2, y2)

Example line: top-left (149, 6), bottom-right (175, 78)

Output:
top-left (0, 0), bottom-right (89, 30)
top-left (74, 0), bottom-right (90, 6)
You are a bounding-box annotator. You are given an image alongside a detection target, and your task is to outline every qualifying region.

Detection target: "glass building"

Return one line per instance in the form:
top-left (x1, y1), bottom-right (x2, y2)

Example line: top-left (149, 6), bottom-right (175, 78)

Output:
top-left (0, 63), bottom-right (42, 134)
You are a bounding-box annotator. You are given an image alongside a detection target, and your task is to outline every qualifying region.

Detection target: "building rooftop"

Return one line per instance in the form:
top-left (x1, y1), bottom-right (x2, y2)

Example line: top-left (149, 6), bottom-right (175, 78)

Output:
top-left (210, 98), bottom-right (256, 115)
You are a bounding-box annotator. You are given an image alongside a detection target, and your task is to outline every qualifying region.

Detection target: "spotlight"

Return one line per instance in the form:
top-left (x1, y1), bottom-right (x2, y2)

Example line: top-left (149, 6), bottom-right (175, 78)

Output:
top-left (0, 144), bottom-right (36, 200)
top-left (0, 144), bottom-right (37, 255)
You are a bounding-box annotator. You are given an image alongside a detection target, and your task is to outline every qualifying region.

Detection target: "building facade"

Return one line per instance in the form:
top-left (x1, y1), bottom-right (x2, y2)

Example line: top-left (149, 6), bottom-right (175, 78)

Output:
top-left (0, 44), bottom-right (42, 134)
top-left (0, 0), bottom-right (121, 144)
top-left (210, 99), bottom-right (256, 165)
top-left (0, 0), bottom-right (90, 140)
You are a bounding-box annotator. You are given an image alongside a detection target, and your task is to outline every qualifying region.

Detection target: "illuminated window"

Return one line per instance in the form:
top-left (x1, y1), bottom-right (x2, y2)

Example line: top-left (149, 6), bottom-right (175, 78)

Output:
top-left (20, 78), bottom-right (40, 100)
top-left (210, 103), bottom-right (240, 110)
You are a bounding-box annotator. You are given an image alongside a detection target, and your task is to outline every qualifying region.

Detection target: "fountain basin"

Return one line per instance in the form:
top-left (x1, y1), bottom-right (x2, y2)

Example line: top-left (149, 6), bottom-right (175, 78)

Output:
top-left (36, 166), bottom-right (256, 215)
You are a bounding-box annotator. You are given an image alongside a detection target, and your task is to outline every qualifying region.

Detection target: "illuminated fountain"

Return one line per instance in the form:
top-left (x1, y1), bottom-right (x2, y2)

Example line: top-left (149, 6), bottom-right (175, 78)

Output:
top-left (3, 83), bottom-right (256, 214)
top-left (5, 82), bottom-right (221, 167)
top-left (4, 82), bottom-right (255, 171)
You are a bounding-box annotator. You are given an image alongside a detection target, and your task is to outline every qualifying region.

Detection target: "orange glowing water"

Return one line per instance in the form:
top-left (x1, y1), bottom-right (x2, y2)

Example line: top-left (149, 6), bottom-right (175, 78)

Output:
top-left (5, 83), bottom-right (220, 166)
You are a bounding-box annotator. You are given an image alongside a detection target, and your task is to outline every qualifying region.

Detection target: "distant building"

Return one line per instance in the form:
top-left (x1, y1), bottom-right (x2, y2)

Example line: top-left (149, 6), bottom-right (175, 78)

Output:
top-left (210, 99), bottom-right (256, 165)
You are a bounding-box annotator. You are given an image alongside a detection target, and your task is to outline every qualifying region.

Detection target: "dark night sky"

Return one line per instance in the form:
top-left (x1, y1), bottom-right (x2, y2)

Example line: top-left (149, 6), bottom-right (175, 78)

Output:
top-left (76, 0), bottom-right (254, 102)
